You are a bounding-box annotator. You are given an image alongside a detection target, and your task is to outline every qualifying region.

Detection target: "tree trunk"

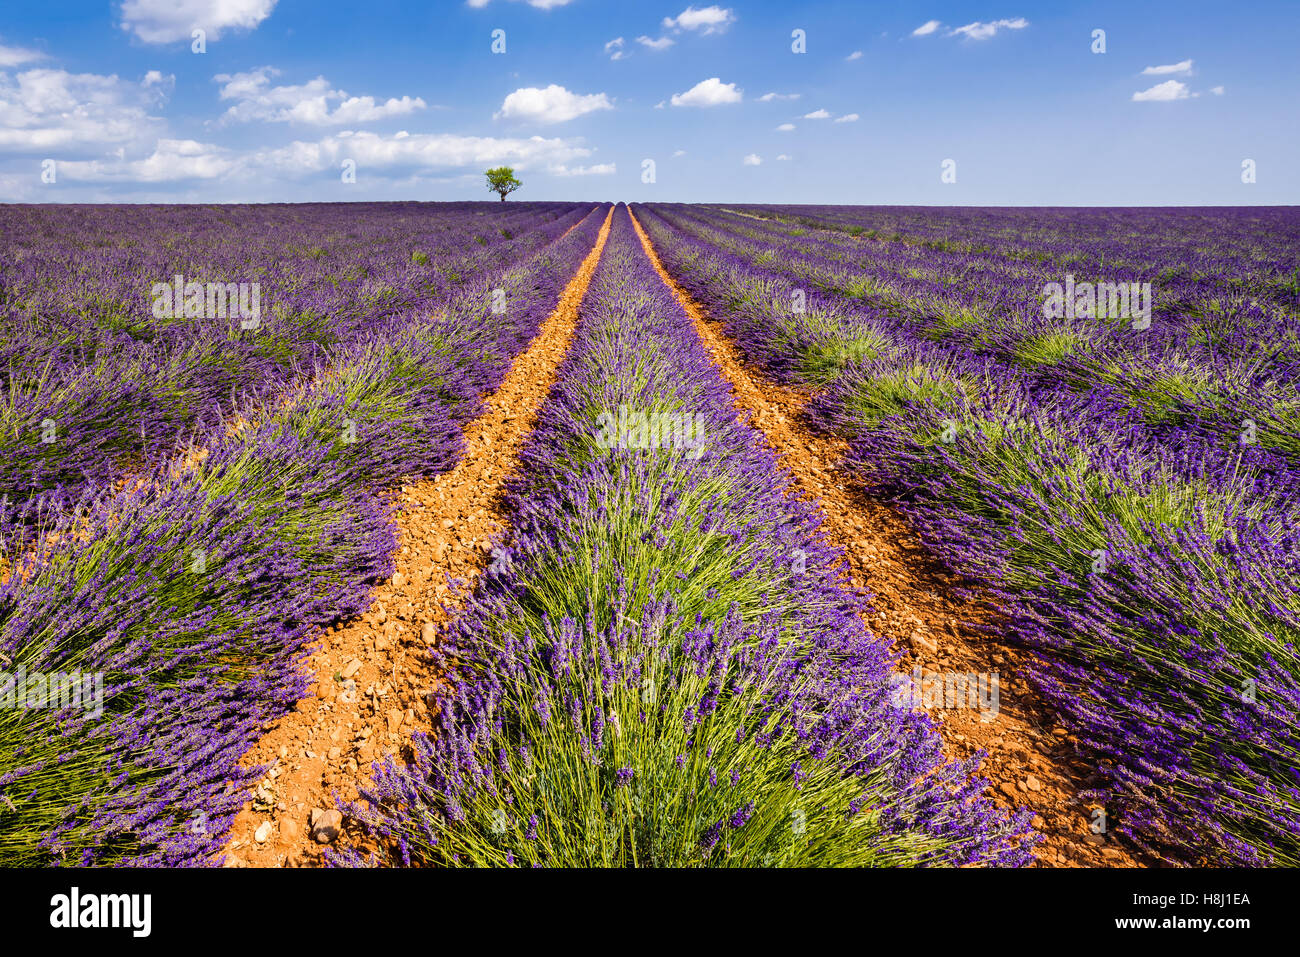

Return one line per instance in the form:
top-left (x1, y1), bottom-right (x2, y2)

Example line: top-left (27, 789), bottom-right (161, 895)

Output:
top-left (499, 193), bottom-right (506, 201)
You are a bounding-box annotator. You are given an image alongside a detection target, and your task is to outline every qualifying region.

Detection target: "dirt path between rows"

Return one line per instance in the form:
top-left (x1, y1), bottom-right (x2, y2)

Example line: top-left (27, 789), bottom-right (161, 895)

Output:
top-left (628, 208), bottom-right (1148, 869)
top-left (219, 206), bottom-right (614, 867)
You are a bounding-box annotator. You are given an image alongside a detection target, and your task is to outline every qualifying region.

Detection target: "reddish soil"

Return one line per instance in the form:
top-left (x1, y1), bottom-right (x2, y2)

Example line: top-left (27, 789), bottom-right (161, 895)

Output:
top-left (629, 208), bottom-right (1150, 868)
top-left (219, 207), bottom-right (614, 867)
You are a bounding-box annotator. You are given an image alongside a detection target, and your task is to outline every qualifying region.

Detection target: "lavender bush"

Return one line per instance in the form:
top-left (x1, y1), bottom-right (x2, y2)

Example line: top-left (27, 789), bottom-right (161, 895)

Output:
top-left (636, 201), bottom-right (1300, 865)
top-left (339, 205), bottom-right (1036, 868)
top-left (0, 203), bottom-right (609, 865)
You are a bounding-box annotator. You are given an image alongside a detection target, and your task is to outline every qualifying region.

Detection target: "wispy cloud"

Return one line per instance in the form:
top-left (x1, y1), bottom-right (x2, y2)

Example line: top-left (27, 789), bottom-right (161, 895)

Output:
top-left (1132, 79), bottom-right (1190, 102)
top-left (834, 113), bottom-right (859, 123)
top-left (0, 40), bottom-right (46, 67)
top-left (467, 0), bottom-right (576, 8)
top-left (912, 20), bottom-right (942, 37)
top-left (775, 122), bottom-right (795, 131)
top-left (636, 35), bottom-right (675, 50)
top-left (604, 37), bottom-right (626, 60)
top-left (549, 162), bottom-right (615, 176)
top-left (55, 128), bottom-right (598, 185)
top-left (1141, 59), bottom-right (1193, 75)
top-left (846, 50), bottom-right (863, 61)
top-left (252, 130), bottom-right (595, 176)
top-left (803, 108), bottom-right (831, 119)
top-left (58, 138), bottom-right (237, 182)
top-left (949, 18), bottom-right (1028, 40)
top-left (742, 153), bottom-right (761, 165)
top-left (758, 92), bottom-right (800, 102)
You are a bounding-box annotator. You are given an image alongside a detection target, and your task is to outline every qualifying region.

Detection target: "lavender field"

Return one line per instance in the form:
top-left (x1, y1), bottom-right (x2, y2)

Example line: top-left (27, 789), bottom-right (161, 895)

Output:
top-left (0, 200), bottom-right (605, 863)
top-left (638, 202), bottom-right (1300, 866)
top-left (0, 199), bottom-right (1296, 872)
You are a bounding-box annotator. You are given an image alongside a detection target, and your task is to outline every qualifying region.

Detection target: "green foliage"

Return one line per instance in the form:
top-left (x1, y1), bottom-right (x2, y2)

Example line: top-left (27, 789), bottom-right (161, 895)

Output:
top-left (840, 363), bottom-right (968, 432)
top-left (795, 329), bottom-right (892, 384)
top-left (1010, 330), bottom-right (1084, 369)
top-left (486, 166), bottom-right (522, 200)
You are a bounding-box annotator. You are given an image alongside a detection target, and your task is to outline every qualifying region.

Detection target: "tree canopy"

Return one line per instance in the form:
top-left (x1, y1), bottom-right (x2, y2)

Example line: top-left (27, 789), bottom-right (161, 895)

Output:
top-left (486, 167), bottom-right (522, 201)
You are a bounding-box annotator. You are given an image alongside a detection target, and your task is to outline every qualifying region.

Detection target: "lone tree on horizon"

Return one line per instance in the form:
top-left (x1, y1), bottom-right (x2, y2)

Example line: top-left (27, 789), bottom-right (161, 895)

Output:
top-left (486, 166), bottom-right (522, 201)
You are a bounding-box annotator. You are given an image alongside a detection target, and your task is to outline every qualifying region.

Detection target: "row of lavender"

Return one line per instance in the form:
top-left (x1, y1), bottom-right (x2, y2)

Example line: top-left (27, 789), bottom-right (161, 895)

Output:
top-left (660, 204), bottom-right (1299, 390)
top-left (0, 204), bottom-right (607, 865)
top-left (645, 203), bottom-right (1299, 462)
top-left (337, 204), bottom-right (1036, 867)
top-left (635, 202), bottom-right (1300, 865)
top-left (0, 201), bottom-right (591, 550)
top-left (736, 204), bottom-right (1300, 312)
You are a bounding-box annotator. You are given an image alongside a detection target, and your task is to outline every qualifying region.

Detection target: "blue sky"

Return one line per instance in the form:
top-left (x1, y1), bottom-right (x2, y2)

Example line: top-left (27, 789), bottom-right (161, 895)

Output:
top-left (1, 0), bottom-right (1296, 204)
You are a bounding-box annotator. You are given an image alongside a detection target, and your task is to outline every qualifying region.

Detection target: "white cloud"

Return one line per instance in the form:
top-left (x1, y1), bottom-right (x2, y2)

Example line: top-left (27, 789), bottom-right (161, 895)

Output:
top-left (605, 37), bottom-right (626, 60)
top-left (949, 18), bottom-right (1028, 40)
top-left (27, 127), bottom-right (599, 189)
top-left (912, 20), bottom-right (942, 36)
top-left (742, 153), bottom-right (761, 165)
top-left (758, 92), bottom-right (800, 102)
top-left (654, 100), bottom-right (666, 109)
top-left (834, 113), bottom-right (859, 122)
top-left (672, 148), bottom-right (686, 156)
top-left (466, 0), bottom-right (575, 8)
top-left (119, 0), bottom-right (278, 44)
top-left (663, 5), bottom-right (736, 34)
top-left (803, 108), bottom-right (830, 119)
top-left (775, 122), bottom-right (795, 131)
top-left (0, 170), bottom-right (38, 200)
top-left (59, 138), bottom-right (238, 182)
top-left (776, 154), bottom-right (790, 160)
top-left (495, 84), bottom-right (613, 124)
top-left (1132, 79), bottom-right (1190, 102)
top-left (253, 129), bottom-right (595, 175)
top-left (1210, 85), bottom-right (1225, 95)
top-left (670, 77), bottom-right (741, 107)
top-left (0, 68), bottom-right (168, 152)
top-left (0, 41), bottom-right (45, 67)
top-left (324, 95), bottom-right (424, 124)
top-left (214, 67), bottom-right (426, 125)
top-left (549, 162), bottom-right (615, 176)
top-left (846, 50), bottom-right (863, 60)
top-left (636, 35), bottom-right (675, 50)
top-left (1141, 59), bottom-right (1193, 76)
